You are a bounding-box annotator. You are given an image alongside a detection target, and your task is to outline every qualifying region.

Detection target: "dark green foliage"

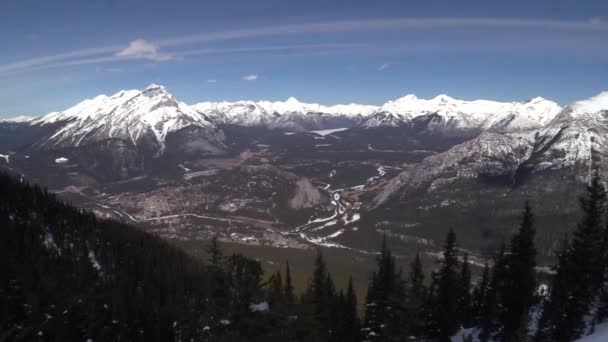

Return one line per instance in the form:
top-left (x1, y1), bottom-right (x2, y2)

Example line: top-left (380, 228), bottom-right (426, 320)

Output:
top-left (9, 169), bottom-right (608, 341)
top-left (459, 253), bottom-right (473, 328)
top-left (284, 261), bottom-right (295, 307)
top-left (364, 235), bottom-right (407, 340)
top-left (0, 172), bottom-right (301, 341)
top-left (537, 172), bottom-right (607, 342)
top-left (499, 201), bottom-right (537, 342)
top-left (406, 253), bottom-right (427, 337)
top-left (0, 173), bottom-right (215, 341)
top-left (429, 228), bottom-right (463, 341)
top-left (479, 243), bottom-right (507, 342)
top-left (337, 277), bottom-right (360, 342)
top-left (472, 263), bottom-right (490, 326)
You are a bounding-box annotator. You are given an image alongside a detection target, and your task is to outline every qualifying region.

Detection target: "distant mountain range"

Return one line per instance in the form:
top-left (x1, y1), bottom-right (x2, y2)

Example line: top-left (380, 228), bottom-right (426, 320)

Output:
top-left (3, 84), bottom-right (563, 137)
top-left (2, 85), bottom-right (608, 254)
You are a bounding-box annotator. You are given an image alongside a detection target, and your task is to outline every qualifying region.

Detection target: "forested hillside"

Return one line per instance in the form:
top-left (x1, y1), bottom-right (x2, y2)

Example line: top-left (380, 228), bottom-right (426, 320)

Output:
top-left (4, 170), bottom-right (608, 341)
top-left (0, 172), bottom-right (362, 341)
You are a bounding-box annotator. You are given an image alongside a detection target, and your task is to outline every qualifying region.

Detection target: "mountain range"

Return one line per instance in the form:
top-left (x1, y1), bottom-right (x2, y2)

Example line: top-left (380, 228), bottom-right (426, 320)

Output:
top-left (1, 84), bottom-right (608, 256)
top-left (3, 84), bottom-right (564, 142)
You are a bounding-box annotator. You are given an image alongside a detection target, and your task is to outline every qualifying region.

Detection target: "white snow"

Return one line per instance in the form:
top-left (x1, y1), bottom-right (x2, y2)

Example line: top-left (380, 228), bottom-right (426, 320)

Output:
top-left (54, 157), bottom-right (69, 164)
top-left (193, 97), bottom-right (377, 130)
top-left (567, 91), bottom-right (608, 117)
top-left (361, 94), bottom-right (562, 132)
top-left (0, 154), bottom-right (8, 163)
top-left (343, 212), bottom-right (361, 225)
top-left (0, 115), bottom-right (35, 123)
top-left (576, 321), bottom-right (608, 341)
top-left (310, 127), bottom-right (349, 136)
top-left (88, 250), bottom-right (102, 272)
top-left (32, 84), bottom-right (216, 150)
top-left (42, 231), bottom-right (61, 255)
top-left (451, 327), bottom-right (479, 341)
top-left (249, 302), bottom-right (269, 312)
top-left (219, 319), bottom-right (231, 325)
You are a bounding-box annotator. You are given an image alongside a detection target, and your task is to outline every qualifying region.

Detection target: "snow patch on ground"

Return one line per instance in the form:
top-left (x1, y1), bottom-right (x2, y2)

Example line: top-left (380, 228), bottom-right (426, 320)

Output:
top-left (0, 154), bottom-right (9, 163)
top-left (88, 250), bottom-right (102, 274)
top-left (310, 127), bottom-right (349, 136)
top-left (343, 212), bottom-right (361, 225)
top-left (55, 157), bottom-right (69, 164)
top-left (249, 302), bottom-right (269, 312)
top-left (576, 321), bottom-right (608, 341)
top-left (42, 230), bottom-right (61, 255)
top-left (451, 327), bottom-right (480, 341)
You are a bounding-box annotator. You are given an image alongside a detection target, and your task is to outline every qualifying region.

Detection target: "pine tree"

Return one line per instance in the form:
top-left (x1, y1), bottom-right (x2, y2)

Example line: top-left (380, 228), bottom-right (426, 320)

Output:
top-left (406, 253), bottom-right (427, 337)
top-left (479, 243), bottom-right (508, 342)
top-left (499, 201), bottom-right (537, 342)
top-left (341, 277), bottom-right (360, 342)
top-left (284, 261), bottom-right (295, 307)
top-left (459, 253), bottom-right (473, 329)
top-left (267, 271), bottom-right (285, 311)
top-left (364, 235), bottom-right (406, 340)
top-left (430, 228), bottom-right (462, 341)
top-left (207, 235), bottom-right (223, 267)
top-left (472, 263), bottom-right (490, 325)
top-left (535, 236), bottom-right (569, 342)
top-left (537, 172), bottom-right (606, 341)
top-left (303, 249), bottom-right (337, 338)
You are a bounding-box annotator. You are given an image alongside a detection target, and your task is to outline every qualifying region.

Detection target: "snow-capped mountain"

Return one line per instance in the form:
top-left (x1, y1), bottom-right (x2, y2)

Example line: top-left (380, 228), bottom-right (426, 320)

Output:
top-left (358, 94), bottom-right (562, 132)
top-left (373, 92), bottom-right (608, 207)
top-left (193, 97), bottom-right (378, 131)
top-left (0, 115), bottom-right (36, 123)
top-left (31, 84), bottom-right (223, 153)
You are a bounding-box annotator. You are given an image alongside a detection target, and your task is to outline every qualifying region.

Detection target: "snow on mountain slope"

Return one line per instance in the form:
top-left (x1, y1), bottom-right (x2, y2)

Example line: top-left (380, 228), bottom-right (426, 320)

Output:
top-left (0, 115), bottom-right (36, 123)
top-left (372, 92), bottom-right (607, 207)
top-left (31, 84), bottom-right (221, 152)
top-left (551, 91), bottom-right (608, 124)
top-left (193, 97), bottom-right (378, 131)
top-left (359, 94), bottom-right (562, 132)
top-left (373, 130), bottom-right (538, 206)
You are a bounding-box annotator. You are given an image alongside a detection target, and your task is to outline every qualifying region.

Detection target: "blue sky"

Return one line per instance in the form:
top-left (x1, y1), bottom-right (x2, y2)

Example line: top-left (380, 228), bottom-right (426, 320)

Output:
top-left (1, 0), bottom-right (607, 116)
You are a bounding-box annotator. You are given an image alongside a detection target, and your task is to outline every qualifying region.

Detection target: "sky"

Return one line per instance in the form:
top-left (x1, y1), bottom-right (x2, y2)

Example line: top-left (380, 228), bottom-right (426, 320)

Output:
top-left (1, 0), bottom-right (607, 117)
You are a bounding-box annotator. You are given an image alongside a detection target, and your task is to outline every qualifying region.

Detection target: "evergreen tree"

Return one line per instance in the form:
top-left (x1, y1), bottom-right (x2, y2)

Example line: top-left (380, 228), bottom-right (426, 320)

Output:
top-left (303, 249), bottom-right (337, 339)
top-left (207, 236), bottom-right (229, 316)
top-left (472, 263), bottom-right (491, 325)
top-left (479, 243), bottom-right (508, 342)
top-left (207, 235), bottom-right (223, 267)
top-left (499, 201), bottom-right (538, 342)
top-left (284, 261), bottom-right (295, 307)
top-left (430, 228), bottom-right (462, 341)
top-left (537, 172), bottom-right (606, 341)
top-left (459, 253), bottom-right (473, 329)
top-left (341, 277), bottom-right (360, 342)
top-left (364, 235), bottom-right (406, 340)
top-left (267, 271), bottom-right (285, 311)
top-left (406, 253), bottom-right (427, 337)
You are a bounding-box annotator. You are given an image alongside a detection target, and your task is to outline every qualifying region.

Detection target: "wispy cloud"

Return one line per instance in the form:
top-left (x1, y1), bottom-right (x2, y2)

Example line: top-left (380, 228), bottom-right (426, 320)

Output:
top-left (378, 63), bottom-right (390, 71)
top-left (207, 79), bottom-right (217, 83)
top-left (1, 17), bottom-right (607, 75)
top-left (242, 74), bottom-right (258, 81)
top-left (115, 39), bottom-right (174, 61)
